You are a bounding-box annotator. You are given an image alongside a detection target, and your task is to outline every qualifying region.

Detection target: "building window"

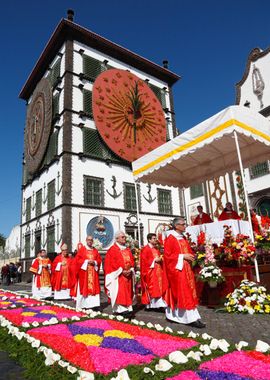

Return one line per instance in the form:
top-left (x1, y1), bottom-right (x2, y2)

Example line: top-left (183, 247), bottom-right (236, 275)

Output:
top-left (157, 189), bottom-right (172, 214)
top-left (35, 231), bottom-right (41, 255)
top-left (26, 197), bottom-right (31, 222)
top-left (83, 89), bottom-right (93, 118)
top-left (124, 183), bottom-right (140, 211)
top-left (190, 184), bottom-right (204, 199)
top-left (42, 130), bottom-right (58, 166)
top-left (82, 128), bottom-right (123, 163)
top-left (47, 180), bottom-right (55, 211)
top-left (25, 234), bottom-right (31, 258)
top-left (148, 83), bottom-right (166, 108)
top-left (84, 176), bottom-right (104, 207)
top-left (52, 93), bottom-right (60, 120)
top-left (249, 161), bottom-right (270, 179)
top-left (47, 226), bottom-right (55, 253)
top-left (50, 59), bottom-right (61, 87)
top-left (35, 189), bottom-right (42, 217)
top-left (83, 55), bottom-right (103, 82)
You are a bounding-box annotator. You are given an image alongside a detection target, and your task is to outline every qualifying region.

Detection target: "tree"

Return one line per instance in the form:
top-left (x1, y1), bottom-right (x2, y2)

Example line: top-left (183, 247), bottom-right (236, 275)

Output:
top-left (0, 233), bottom-right (6, 249)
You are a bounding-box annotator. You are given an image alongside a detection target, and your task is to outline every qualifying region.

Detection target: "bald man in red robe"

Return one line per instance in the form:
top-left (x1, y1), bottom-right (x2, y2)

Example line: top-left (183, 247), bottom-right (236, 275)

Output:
top-left (104, 231), bottom-right (135, 317)
top-left (164, 217), bottom-right (205, 328)
top-left (140, 233), bottom-right (167, 309)
top-left (193, 206), bottom-right (213, 225)
top-left (74, 236), bottom-right (102, 309)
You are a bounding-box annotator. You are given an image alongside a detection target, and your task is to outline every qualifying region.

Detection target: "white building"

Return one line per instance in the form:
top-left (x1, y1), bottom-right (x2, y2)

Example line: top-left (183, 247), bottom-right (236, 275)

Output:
top-left (20, 10), bottom-right (183, 277)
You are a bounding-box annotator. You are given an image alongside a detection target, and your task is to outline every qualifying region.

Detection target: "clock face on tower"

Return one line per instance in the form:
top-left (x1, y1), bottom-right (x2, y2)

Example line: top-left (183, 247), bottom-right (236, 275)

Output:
top-left (92, 69), bottom-right (167, 162)
top-left (25, 78), bottom-right (52, 174)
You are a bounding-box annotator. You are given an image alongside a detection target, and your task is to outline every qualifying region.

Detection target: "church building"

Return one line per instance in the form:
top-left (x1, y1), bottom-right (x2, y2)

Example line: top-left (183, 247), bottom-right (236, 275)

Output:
top-left (20, 10), bottom-right (182, 272)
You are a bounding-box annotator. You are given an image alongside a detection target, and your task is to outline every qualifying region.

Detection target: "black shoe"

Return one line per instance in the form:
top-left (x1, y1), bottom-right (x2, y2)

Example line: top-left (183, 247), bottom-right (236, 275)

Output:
top-left (189, 320), bottom-right (206, 329)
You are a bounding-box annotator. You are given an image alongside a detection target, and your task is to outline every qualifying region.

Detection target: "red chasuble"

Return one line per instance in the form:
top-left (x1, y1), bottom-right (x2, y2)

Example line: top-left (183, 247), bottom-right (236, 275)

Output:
top-left (29, 257), bottom-right (52, 288)
top-left (193, 212), bottom-right (213, 225)
top-left (104, 244), bottom-right (134, 307)
top-left (74, 244), bottom-right (102, 298)
top-left (164, 235), bottom-right (198, 310)
top-left (51, 255), bottom-right (72, 291)
top-left (140, 245), bottom-right (168, 305)
top-left (218, 210), bottom-right (241, 221)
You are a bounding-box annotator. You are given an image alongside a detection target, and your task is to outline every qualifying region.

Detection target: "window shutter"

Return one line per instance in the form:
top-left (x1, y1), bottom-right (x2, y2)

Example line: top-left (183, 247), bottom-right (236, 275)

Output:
top-left (25, 235), bottom-right (31, 258)
top-left (83, 128), bottom-right (123, 163)
top-left (26, 197), bottom-right (31, 221)
top-left (83, 89), bottom-right (93, 118)
top-left (50, 59), bottom-right (61, 87)
top-left (190, 184), bottom-right (204, 199)
top-left (52, 93), bottom-right (60, 120)
top-left (148, 83), bottom-right (166, 108)
top-left (84, 177), bottom-right (104, 206)
top-left (47, 226), bottom-right (55, 253)
top-left (83, 55), bottom-right (102, 82)
top-left (47, 180), bottom-right (55, 211)
top-left (35, 189), bottom-right (42, 217)
top-left (158, 189), bottom-right (172, 214)
top-left (124, 183), bottom-right (139, 211)
top-left (44, 131), bottom-right (58, 164)
top-left (249, 161), bottom-right (270, 179)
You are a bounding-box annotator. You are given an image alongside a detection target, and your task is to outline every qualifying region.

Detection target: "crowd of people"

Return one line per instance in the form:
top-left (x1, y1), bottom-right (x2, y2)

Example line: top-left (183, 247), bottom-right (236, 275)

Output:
top-left (0, 262), bottom-right (22, 285)
top-left (29, 217), bottom-right (206, 329)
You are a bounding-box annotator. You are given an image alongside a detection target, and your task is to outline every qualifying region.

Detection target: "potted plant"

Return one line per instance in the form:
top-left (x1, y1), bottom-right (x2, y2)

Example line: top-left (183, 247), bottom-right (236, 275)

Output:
top-left (198, 264), bottom-right (225, 288)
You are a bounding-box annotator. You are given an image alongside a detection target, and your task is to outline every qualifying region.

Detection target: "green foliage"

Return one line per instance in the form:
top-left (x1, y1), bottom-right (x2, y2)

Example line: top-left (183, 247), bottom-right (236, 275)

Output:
top-left (0, 233), bottom-right (6, 248)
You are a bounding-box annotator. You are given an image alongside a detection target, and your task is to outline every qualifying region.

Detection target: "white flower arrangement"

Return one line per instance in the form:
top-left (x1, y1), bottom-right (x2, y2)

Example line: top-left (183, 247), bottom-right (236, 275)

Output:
top-left (198, 264), bottom-right (225, 283)
top-left (225, 279), bottom-right (270, 314)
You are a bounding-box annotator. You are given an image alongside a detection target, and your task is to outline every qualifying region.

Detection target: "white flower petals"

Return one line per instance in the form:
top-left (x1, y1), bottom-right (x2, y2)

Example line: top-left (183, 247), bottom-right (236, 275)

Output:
top-left (77, 370), bottom-right (95, 380)
top-left (155, 359), bottom-right (173, 371)
top-left (235, 341), bottom-right (249, 351)
top-left (169, 351), bottom-right (188, 364)
top-left (143, 367), bottom-right (155, 376)
top-left (255, 340), bottom-right (270, 353)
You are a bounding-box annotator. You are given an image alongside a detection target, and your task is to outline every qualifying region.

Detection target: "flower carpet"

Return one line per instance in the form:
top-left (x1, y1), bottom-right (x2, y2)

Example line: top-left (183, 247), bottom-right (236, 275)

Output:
top-left (167, 351), bottom-right (270, 379)
top-left (0, 305), bottom-right (86, 326)
top-left (0, 297), bottom-right (42, 309)
top-left (0, 291), bottom-right (21, 298)
top-left (28, 319), bottom-right (198, 374)
top-left (0, 289), bottom-right (270, 379)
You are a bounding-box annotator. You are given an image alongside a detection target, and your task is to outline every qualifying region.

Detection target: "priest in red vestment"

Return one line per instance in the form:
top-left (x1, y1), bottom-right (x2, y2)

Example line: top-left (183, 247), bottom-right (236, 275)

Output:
top-left (104, 231), bottom-right (135, 317)
top-left (51, 243), bottom-right (72, 300)
top-left (140, 233), bottom-right (167, 310)
top-left (74, 236), bottom-right (102, 309)
top-left (164, 217), bottom-right (205, 328)
top-left (193, 206), bottom-right (213, 225)
top-left (218, 202), bottom-right (241, 221)
top-left (251, 209), bottom-right (262, 236)
top-left (30, 249), bottom-right (52, 299)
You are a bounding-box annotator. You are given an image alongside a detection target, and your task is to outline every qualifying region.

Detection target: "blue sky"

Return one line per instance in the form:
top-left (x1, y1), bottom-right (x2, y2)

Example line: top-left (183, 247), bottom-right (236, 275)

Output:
top-left (1, 0), bottom-right (270, 237)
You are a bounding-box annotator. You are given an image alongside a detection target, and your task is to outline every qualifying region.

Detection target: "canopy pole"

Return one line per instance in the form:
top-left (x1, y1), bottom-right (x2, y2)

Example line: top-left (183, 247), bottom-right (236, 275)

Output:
top-left (134, 180), bottom-right (142, 248)
top-left (233, 130), bottom-right (260, 282)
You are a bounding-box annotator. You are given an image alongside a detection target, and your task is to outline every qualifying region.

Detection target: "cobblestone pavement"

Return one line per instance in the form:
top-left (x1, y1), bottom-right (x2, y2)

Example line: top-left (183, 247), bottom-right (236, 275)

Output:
top-left (0, 282), bottom-right (269, 378)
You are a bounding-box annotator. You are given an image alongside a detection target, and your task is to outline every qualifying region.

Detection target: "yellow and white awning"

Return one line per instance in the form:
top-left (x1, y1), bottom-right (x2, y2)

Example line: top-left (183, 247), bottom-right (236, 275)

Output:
top-left (132, 105), bottom-right (270, 187)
